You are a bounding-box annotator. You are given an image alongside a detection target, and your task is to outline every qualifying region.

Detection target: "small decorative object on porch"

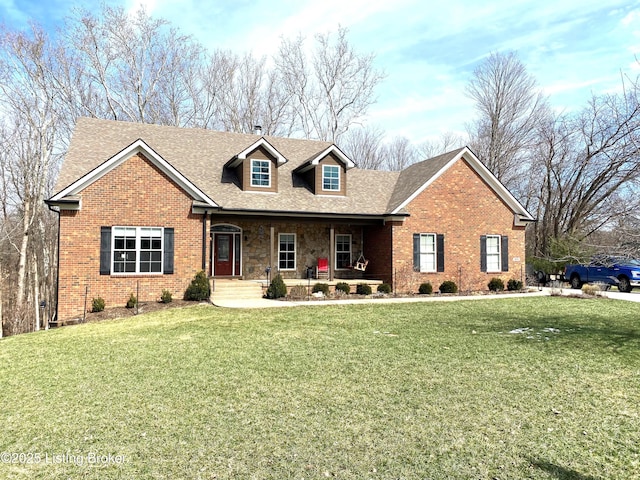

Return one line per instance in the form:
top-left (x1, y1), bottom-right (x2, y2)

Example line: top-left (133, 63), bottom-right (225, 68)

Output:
top-left (353, 253), bottom-right (369, 271)
top-left (316, 258), bottom-right (329, 279)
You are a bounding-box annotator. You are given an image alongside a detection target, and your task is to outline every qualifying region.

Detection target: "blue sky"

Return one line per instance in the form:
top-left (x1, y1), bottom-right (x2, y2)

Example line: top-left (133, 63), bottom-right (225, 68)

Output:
top-left (2, 0), bottom-right (639, 144)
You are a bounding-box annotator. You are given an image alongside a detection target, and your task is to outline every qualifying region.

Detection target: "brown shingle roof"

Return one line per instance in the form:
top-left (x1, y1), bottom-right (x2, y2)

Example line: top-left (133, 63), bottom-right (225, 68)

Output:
top-left (54, 118), bottom-right (462, 217)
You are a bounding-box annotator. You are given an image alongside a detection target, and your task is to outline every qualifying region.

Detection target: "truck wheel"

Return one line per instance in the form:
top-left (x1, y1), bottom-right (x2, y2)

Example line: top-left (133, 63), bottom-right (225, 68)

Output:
top-left (618, 276), bottom-right (632, 293)
top-left (570, 275), bottom-right (582, 289)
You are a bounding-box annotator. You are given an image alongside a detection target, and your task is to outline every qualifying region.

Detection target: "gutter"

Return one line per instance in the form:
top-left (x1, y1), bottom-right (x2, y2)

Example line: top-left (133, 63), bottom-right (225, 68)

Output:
top-left (194, 206), bottom-right (409, 222)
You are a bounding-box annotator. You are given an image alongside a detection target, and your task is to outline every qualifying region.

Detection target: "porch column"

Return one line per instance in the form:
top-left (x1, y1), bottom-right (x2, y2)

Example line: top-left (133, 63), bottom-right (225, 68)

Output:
top-left (270, 225), bottom-right (275, 273)
top-left (201, 212), bottom-right (208, 272)
top-left (329, 225), bottom-right (335, 281)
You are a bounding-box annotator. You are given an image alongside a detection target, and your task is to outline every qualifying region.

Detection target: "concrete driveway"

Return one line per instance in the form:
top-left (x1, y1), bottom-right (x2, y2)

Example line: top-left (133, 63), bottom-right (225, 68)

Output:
top-left (542, 286), bottom-right (640, 303)
top-left (596, 290), bottom-right (640, 302)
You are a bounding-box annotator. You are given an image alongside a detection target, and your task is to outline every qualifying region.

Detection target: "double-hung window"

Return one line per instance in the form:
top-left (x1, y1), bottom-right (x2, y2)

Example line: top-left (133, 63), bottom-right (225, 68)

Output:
top-left (335, 234), bottom-right (352, 269)
top-left (112, 227), bottom-right (163, 274)
top-left (480, 235), bottom-right (508, 273)
top-left (322, 165), bottom-right (340, 191)
top-left (278, 233), bottom-right (296, 270)
top-left (485, 235), bottom-right (501, 272)
top-left (418, 233), bottom-right (436, 272)
top-left (251, 159), bottom-right (271, 187)
top-left (413, 233), bottom-right (445, 273)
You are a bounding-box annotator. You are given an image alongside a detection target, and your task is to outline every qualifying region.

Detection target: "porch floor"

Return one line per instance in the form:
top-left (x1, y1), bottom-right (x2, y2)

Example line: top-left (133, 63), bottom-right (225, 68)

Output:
top-left (255, 277), bottom-right (384, 288)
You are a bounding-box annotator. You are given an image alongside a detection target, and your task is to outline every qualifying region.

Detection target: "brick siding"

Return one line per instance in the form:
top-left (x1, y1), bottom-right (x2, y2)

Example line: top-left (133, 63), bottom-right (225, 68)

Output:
top-left (385, 158), bottom-right (526, 293)
top-left (57, 153), bottom-right (205, 321)
top-left (56, 152), bottom-right (527, 320)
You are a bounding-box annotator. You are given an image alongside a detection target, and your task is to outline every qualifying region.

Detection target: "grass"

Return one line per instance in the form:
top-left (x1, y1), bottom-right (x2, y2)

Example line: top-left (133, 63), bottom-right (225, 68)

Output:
top-left (0, 296), bottom-right (639, 479)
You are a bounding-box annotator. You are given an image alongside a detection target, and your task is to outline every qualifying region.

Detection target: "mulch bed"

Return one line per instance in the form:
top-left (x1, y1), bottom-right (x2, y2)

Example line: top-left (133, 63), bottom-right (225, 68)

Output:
top-left (63, 299), bottom-right (204, 325)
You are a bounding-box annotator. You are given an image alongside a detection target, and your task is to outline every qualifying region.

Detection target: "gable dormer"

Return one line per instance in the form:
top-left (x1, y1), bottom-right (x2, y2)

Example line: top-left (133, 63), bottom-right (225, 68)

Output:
top-left (226, 138), bottom-right (287, 193)
top-left (296, 145), bottom-right (355, 196)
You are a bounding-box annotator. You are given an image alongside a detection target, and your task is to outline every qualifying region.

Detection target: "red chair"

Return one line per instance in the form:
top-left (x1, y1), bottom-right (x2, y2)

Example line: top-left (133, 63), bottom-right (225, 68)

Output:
top-left (316, 257), bottom-right (329, 279)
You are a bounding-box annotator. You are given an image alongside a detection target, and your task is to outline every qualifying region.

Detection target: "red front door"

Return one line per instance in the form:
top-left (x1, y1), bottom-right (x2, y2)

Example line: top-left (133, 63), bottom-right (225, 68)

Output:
top-left (214, 234), bottom-right (233, 276)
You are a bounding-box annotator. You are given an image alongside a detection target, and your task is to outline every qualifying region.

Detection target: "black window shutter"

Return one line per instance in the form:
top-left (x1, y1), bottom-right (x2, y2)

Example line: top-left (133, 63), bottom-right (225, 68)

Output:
top-left (501, 235), bottom-right (509, 272)
top-left (480, 235), bottom-right (487, 272)
top-left (100, 226), bottom-right (111, 275)
top-left (436, 234), bottom-right (445, 272)
top-left (164, 228), bottom-right (174, 274)
top-left (413, 234), bottom-right (420, 271)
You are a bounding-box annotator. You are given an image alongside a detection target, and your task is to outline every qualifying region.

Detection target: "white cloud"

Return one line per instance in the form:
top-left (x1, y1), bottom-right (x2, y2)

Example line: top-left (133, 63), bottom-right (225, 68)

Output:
top-left (2, 0), bottom-right (638, 144)
top-left (621, 9), bottom-right (640, 26)
top-left (126, 0), bottom-right (158, 15)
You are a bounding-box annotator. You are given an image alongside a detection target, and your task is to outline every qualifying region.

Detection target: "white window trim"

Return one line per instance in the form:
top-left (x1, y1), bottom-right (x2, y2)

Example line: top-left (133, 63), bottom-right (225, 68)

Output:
top-left (418, 233), bottom-right (437, 273)
top-left (335, 234), bottom-right (352, 270)
top-left (112, 226), bottom-right (164, 275)
top-left (250, 158), bottom-right (271, 188)
top-left (322, 164), bottom-right (340, 191)
top-left (486, 234), bottom-right (501, 273)
top-left (278, 233), bottom-right (296, 271)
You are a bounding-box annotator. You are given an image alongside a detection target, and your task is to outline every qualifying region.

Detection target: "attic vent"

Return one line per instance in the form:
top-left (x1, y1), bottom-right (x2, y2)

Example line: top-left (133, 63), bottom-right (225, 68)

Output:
top-left (253, 125), bottom-right (262, 135)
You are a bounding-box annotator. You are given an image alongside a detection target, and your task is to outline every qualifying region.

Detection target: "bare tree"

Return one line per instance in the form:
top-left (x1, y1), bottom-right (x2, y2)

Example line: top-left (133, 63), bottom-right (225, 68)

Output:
top-left (529, 89), bottom-right (640, 259)
top-left (212, 52), bottom-right (296, 136)
top-left (275, 26), bottom-right (384, 141)
top-left (418, 132), bottom-right (465, 159)
top-left (0, 24), bottom-right (60, 333)
top-left (57, 5), bottom-right (204, 127)
top-left (382, 136), bottom-right (419, 171)
top-left (466, 51), bottom-right (549, 194)
top-left (340, 125), bottom-right (387, 169)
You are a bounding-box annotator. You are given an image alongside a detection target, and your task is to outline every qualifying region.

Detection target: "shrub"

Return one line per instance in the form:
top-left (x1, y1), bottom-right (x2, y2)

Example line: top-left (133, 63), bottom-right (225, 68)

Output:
top-left (377, 283), bottom-right (392, 294)
top-left (265, 274), bottom-right (288, 299)
top-left (439, 280), bottom-right (458, 294)
top-left (312, 283), bottom-right (330, 296)
top-left (160, 289), bottom-right (173, 303)
top-left (289, 284), bottom-right (307, 299)
top-left (335, 282), bottom-right (351, 295)
top-left (581, 283), bottom-right (600, 296)
top-left (91, 297), bottom-right (105, 313)
top-left (184, 270), bottom-right (211, 301)
top-left (126, 293), bottom-right (137, 309)
top-left (488, 277), bottom-right (505, 292)
top-left (418, 282), bottom-right (433, 295)
top-left (507, 279), bottom-right (523, 291)
top-left (356, 283), bottom-right (372, 295)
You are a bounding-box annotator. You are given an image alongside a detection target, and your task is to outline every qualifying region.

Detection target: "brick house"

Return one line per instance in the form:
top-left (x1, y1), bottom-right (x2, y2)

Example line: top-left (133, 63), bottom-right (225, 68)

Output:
top-left (46, 118), bottom-right (534, 321)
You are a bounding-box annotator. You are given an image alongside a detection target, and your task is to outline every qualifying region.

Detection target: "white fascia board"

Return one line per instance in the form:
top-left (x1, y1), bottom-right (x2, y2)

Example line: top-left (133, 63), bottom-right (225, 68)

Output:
top-left (310, 145), bottom-right (356, 170)
top-left (49, 139), bottom-right (218, 207)
top-left (230, 138), bottom-right (287, 167)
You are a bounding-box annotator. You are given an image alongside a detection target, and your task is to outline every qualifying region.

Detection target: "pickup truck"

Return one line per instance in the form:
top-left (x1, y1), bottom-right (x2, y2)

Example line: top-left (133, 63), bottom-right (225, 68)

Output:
top-left (564, 257), bottom-right (640, 292)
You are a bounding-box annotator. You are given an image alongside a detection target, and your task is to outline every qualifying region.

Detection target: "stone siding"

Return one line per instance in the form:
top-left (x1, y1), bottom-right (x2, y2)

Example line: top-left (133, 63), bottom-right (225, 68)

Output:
top-left (210, 218), bottom-right (365, 280)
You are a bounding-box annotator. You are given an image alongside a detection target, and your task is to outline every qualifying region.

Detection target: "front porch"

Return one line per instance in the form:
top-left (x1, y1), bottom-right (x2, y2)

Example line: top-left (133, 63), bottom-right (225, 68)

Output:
top-left (208, 216), bottom-right (388, 284)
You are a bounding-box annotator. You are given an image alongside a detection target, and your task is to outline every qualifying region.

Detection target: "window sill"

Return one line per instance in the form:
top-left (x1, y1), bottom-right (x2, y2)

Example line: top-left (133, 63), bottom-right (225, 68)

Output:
top-left (110, 272), bottom-right (164, 277)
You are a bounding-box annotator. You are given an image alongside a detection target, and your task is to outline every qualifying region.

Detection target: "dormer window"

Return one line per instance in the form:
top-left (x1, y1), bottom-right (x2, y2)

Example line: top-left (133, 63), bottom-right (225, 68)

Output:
top-left (251, 159), bottom-right (271, 187)
top-left (322, 165), bottom-right (340, 191)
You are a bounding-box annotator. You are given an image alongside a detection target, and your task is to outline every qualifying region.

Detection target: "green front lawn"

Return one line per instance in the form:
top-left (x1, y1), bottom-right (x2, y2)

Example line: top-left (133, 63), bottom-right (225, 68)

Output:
top-left (1, 297), bottom-right (638, 479)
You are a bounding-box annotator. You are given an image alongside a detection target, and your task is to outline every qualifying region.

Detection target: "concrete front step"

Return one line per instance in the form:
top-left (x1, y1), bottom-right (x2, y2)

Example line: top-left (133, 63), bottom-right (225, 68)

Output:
top-left (211, 279), bottom-right (264, 303)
